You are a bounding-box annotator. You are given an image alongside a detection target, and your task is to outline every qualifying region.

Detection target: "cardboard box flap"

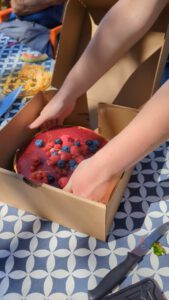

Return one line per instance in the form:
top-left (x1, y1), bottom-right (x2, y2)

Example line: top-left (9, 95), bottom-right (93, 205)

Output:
top-left (98, 102), bottom-right (138, 140)
top-left (53, 0), bottom-right (169, 114)
top-left (98, 102), bottom-right (138, 231)
top-left (0, 91), bottom-right (89, 169)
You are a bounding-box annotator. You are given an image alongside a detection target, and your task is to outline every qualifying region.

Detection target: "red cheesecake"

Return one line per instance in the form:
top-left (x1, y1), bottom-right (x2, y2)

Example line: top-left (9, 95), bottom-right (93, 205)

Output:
top-left (15, 126), bottom-right (107, 189)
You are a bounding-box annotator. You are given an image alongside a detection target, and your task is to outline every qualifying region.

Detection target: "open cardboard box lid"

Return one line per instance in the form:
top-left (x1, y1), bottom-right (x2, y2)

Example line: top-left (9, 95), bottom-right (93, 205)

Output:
top-left (0, 91), bottom-right (138, 240)
top-left (52, 0), bottom-right (169, 128)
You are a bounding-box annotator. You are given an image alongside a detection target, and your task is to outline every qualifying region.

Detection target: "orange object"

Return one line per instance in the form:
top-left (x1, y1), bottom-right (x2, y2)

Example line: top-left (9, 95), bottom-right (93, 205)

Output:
top-left (50, 25), bottom-right (62, 57)
top-left (0, 8), bottom-right (12, 22)
top-left (0, 7), bottom-right (62, 57)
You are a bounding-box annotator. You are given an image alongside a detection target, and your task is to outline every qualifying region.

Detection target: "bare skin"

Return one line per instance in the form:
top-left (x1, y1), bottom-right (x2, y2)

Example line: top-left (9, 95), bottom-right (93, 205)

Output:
top-left (64, 81), bottom-right (169, 200)
top-left (29, 0), bottom-right (169, 201)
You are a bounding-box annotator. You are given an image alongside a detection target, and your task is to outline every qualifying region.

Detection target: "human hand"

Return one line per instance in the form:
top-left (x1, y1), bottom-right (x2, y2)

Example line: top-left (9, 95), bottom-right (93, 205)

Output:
top-left (64, 157), bottom-right (118, 203)
top-left (29, 94), bottom-right (76, 129)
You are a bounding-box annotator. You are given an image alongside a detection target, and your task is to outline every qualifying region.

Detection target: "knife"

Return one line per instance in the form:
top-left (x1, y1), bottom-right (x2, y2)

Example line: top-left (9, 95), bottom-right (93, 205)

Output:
top-left (88, 222), bottom-right (169, 300)
top-left (0, 86), bottom-right (22, 118)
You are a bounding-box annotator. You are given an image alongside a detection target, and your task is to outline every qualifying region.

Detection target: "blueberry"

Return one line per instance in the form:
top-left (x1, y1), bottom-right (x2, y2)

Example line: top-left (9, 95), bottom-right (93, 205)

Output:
top-left (93, 140), bottom-right (100, 147)
top-left (35, 139), bottom-right (44, 147)
top-left (89, 144), bottom-right (98, 152)
top-left (62, 145), bottom-right (70, 152)
top-left (69, 159), bottom-right (77, 168)
top-left (74, 141), bottom-right (81, 147)
top-left (57, 160), bottom-right (66, 169)
top-left (51, 151), bottom-right (58, 156)
top-left (47, 174), bottom-right (55, 183)
top-left (86, 140), bottom-right (93, 146)
top-left (55, 138), bottom-right (62, 145)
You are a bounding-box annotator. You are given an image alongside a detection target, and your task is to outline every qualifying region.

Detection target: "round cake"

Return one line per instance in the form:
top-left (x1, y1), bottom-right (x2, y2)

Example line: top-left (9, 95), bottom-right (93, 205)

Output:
top-left (15, 126), bottom-right (107, 189)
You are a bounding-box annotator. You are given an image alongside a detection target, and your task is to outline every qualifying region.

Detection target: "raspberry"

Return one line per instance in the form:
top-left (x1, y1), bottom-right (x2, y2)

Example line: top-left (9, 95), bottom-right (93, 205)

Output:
top-left (70, 146), bottom-right (81, 156)
top-left (32, 158), bottom-right (41, 167)
top-left (76, 155), bottom-right (84, 163)
top-left (58, 176), bottom-right (69, 188)
top-left (47, 157), bottom-right (57, 166)
top-left (80, 144), bottom-right (89, 155)
top-left (61, 135), bottom-right (74, 144)
top-left (60, 152), bottom-right (71, 161)
top-left (30, 165), bottom-right (36, 172)
top-left (54, 144), bottom-right (61, 150)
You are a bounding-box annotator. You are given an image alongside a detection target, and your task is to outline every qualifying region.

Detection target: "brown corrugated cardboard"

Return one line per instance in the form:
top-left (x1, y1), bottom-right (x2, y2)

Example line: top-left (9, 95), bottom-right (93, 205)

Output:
top-left (0, 91), bottom-right (138, 241)
top-left (53, 0), bottom-right (169, 128)
top-left (0, 0), bottom-right (169, 240)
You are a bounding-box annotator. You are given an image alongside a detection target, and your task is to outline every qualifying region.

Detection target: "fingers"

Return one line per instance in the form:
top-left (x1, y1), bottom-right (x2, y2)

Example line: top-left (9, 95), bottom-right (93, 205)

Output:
top-left (29, 113), bottom-right (62, 130)
top-left (29, 114), bottom-right (46, 129)
top-left (64, 179), bottom-right (72, 193)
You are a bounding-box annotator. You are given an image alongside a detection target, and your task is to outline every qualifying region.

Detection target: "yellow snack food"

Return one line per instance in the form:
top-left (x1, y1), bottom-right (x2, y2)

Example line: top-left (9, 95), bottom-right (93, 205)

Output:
top-left (2, 64), bottom-right (52, 97)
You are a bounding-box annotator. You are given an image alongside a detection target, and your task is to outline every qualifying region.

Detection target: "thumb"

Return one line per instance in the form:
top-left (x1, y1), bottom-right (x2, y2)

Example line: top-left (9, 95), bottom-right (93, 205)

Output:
top-left (29, 114), bottom-right (46, 129)
top-left (64, 178), bottom-right (72, 193)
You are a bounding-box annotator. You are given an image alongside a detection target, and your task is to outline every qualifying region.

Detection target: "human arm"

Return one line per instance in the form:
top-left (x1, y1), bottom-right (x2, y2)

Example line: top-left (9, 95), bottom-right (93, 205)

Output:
top-left (64, 80), bottom-right (169, 202)
top-left (29, 0), bottom-right (169, 128)
top-left (11, 0), bottom-right (65, 16)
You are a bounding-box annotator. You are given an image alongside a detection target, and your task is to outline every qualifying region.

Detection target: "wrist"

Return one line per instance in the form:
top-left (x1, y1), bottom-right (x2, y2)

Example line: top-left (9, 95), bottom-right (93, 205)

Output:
top-left (90, 149), bottom-right (120, 183)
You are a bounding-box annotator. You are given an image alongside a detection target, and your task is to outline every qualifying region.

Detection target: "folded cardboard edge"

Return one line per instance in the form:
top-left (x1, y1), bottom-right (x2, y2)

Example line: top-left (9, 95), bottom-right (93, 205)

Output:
top-left (0, 167), bottom-right (106, 240)
top-left (0, 94), bottom-right (138, 240)
top-left (98, 102), bottom-right (139, 236)
top-left (53, 0), bottom-right (168, 107)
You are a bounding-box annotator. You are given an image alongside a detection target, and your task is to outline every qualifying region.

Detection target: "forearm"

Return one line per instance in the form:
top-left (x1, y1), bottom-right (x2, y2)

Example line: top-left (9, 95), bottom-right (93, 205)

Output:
top-left (11, 0), bottom-right (64, 16)
top-left (93, 80), bottom-right (169, 180)
top-left (58, 0), bottom-right (168, 101)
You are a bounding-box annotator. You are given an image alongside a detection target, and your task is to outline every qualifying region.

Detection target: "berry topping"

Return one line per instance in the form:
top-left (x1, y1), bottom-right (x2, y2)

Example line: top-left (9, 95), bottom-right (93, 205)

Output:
top-left (60, 152), bottom-right (71, 161)
top-left (88, 144), bottom-right (98, 152)
top-left (58, 176), bottom-right (69, 188)
top-left (74, 141), bottom-right (81, 147)
top-left (93, 140), bottom-right (100, 147)
top-left (69, 159), bottom-right (77, 169)
top-left (32, 157), bottom-right (41, 167)
top-left (51, 151), bottom-right (58, 156)
top-left (57, 160), bottom-right (66, 169)
top-left (76, 155), bottom-right (84, 163)
top-left (55, 138), bottom-right (62, 145)
top-left (80, 144), bottom-right (88, 155)
top-left (16, 126), bottom-right (107, 190)
top-left (70, 145), bottom-right (81, 156)
top-left (61, 135), bottom-right (74, 144)
top-left (62, 145), bottom-right (70, 152)
top-left (47, 155), bottom-right (60, 166)
top-left (54, 144), bottom-right (61, 150)
top-left (86, 140), bottom-right (93, 146)
top-left (47, 174), bottom-right (55, 183)
top-left (35, 139), bottom-right (44, 147)
top-left (31, 171), bottom-right (48, 183)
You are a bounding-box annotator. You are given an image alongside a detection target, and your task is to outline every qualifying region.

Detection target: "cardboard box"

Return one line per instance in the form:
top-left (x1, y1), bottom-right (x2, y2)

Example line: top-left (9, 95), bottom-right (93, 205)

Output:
top-left (0, 90), bottom-right (138, 241)
top-left (0, 0), bottom-right (169, 240)
top-left (53, 0), bottom-right (169, 128)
